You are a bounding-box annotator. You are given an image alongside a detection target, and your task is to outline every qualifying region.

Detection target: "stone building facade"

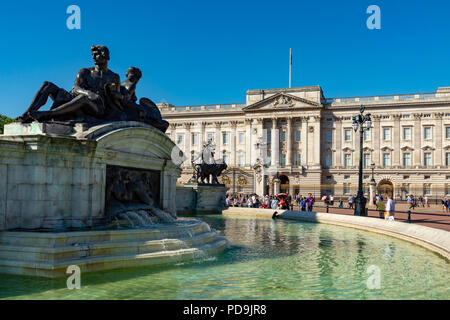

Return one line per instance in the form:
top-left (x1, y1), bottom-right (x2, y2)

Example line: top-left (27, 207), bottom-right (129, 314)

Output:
top-left (159, 85), bottom-right (450, 200)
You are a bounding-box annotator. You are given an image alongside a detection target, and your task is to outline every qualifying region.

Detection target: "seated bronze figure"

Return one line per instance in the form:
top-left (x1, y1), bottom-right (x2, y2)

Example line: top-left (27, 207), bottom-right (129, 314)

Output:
top-left (17, 45), bottom-right (169, 133)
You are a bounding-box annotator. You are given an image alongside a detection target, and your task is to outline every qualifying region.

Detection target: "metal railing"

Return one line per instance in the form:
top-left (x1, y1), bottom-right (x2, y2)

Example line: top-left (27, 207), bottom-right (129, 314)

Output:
top-left (296, 202), bottom-right (450, 229)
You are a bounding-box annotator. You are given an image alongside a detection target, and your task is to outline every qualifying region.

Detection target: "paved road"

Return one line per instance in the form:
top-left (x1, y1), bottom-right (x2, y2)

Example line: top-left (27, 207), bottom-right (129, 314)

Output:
top-left (294, 201), bottom-right (450, 232)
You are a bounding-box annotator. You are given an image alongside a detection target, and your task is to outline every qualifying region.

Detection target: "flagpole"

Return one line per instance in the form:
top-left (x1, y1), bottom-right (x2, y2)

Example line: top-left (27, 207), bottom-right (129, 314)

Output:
top-left (289, 48), bottom-right (292, 88)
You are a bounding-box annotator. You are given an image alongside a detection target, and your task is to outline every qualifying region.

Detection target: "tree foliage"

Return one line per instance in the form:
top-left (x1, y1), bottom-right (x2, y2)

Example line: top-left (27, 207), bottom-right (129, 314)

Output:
top-left (0, 114), bottom-right (14, 134)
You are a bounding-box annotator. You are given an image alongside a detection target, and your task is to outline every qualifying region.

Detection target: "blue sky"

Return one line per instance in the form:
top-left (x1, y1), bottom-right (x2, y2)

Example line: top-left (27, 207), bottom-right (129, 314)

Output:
top-left (1, 0), bottom-right (450, 117)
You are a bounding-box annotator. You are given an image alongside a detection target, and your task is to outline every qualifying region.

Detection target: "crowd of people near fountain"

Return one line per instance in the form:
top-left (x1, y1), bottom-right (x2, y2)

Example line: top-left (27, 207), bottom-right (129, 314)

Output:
top-left (224, 193), bottom-right (317, 212)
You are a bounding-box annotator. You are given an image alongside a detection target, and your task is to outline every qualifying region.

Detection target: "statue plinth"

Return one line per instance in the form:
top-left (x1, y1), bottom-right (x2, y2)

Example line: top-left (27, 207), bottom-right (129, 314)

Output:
top-left (0, 121), bottom-right (181, 230)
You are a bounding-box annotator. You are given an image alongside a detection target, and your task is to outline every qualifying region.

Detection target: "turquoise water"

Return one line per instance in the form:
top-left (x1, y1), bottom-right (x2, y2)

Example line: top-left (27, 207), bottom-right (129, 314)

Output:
top-left (0, 215), bottom-right (448, 300)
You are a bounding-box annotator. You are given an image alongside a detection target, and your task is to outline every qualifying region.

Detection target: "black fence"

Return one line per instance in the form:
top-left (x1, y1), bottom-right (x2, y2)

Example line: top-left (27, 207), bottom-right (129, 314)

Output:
top-left (290, 203), bottom-right (450, 229)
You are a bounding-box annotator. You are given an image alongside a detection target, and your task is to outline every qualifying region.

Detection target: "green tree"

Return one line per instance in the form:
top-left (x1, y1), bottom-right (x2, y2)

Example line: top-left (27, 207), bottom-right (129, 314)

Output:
top-left (0, 114), bottom-right (14, 134)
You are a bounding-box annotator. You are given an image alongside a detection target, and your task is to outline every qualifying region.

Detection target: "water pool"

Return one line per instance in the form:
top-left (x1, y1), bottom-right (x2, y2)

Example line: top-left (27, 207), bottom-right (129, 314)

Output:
top-left (0, 215), bottom-right (448, 299)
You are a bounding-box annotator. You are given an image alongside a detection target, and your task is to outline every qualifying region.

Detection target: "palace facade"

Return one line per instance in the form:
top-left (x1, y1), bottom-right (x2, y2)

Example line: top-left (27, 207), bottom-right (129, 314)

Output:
top-left (159, 85), bottom-right (450, 200)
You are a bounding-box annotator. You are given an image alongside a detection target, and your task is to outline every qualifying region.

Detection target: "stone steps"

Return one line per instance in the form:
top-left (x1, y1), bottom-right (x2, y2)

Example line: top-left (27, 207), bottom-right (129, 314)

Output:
top-left (0, 230), bottom-right (218, 262)
top-left (0, 220), bottom-right (228, 278)
top-left (0, 237), bottom-right (228, 278)
top-left (0, 222), bottom-right (210, 247)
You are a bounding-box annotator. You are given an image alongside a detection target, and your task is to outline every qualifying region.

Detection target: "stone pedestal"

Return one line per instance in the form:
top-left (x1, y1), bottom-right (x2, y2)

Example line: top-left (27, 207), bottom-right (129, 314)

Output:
top-left (0, 121), bottom-right (181, 230)
top-left (176, 183), bottom-right (228, 215)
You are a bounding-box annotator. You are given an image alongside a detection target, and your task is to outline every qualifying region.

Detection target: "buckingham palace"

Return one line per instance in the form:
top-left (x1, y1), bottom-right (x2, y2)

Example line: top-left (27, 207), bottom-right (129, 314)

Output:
top-left (159, 85), bottom-right (450, 200)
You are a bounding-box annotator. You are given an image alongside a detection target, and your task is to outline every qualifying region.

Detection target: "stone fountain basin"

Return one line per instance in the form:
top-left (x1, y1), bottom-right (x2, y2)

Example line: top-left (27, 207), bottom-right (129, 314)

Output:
top-left (0, 219), bottom-right (228, 278)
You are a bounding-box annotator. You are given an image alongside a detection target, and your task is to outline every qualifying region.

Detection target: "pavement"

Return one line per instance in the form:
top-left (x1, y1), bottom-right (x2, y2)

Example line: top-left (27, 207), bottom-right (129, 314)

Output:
top-left (296, 201), bottom-right (450, 232)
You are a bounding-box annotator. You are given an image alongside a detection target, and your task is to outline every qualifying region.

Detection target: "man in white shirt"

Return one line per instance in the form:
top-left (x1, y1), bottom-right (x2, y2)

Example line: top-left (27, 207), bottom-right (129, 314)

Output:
top-left (385, 196), bottom-right (395, 220)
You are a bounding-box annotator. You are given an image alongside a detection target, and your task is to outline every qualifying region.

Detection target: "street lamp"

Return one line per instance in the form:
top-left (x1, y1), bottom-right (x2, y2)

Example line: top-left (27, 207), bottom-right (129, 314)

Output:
top-left (370, 162), bottom-right (376, 185)
top-left (352, 105), bottom-right (372, 216)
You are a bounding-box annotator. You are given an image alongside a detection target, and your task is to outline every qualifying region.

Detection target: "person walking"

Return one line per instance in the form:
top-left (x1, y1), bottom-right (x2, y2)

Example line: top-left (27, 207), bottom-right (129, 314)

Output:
top-left (301, 197), bottom-right (307, 211)
top-left (376, 198), bottom-right (385, 219)
top-left (338, 197), bottom-right (344, 208)
top-left (385, 196), bottom-right (395, 220)
top-left (329, 195), bottom-right (334, 206)
top-left (307, 193), bottom-right (314, 212)
top-left (348, 195), bottom-right (354, 209)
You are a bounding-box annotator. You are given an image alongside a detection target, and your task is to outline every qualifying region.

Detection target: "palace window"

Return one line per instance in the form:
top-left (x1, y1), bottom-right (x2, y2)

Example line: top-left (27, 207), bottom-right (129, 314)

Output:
top-left (363, 154), bottom-right (370, 167)
top-left (402, 114), bottom-right (411, 119)
top-left (295, 130), bottom-right (301, 142)
top-left (446, 152), bottom-right (450, 166)
top-left (344, 130), bottom-right (351, 141)
top-left (403, 153), bottom-right (411, 167)
top-left (238, 132), bottom-right (245, 144)
top-left (446, 184), bottom-right (450, 195)
top-left (402, 127), bottom-right (411, 140)
top-left (238, 154), bottom-right (244, 167)
top-left (343, 183), bottom-right (351, 195)
top-left (383, 153), bottom-right (391, 167)
top-left (344, 154), bottom-right (351, 167)
top-left (177, 134), bottom-right (183, 145)
top-left (222, 132), bottom-right (229, 144)
top-left (267, 131), bottom-right (271, 143)
top-left (295, 153), bottom-right (301, 166)
top-left (424, 152), bottom-right (432, 166)
top-left (280, 154), bottom-right (286, 167)
top-left (363, 130), bottom-right (370, 141)
top-left (383, 128), bottom-right (391, 140)
top-left (446, 127), bottom-right (450, 139)
top-left (223, 155), bottom-right (229, 164)
top-left (280, 131), bottom-right (286, 142)
top-left (424, 127), bottom-right (432, 140)
top-left (207, 132), bottom-right (214, 143)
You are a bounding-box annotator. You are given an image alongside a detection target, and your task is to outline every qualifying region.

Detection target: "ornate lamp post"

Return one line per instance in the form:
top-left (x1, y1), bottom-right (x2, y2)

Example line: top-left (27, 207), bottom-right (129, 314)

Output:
top-left (369, 162), bottom-right (376, 207)
top-left (352, 105), bottom-right (372, 216)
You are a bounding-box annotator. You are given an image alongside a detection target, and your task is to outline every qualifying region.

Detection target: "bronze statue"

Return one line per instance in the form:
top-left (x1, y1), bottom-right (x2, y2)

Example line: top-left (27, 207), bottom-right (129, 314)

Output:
top-left (19, 45), bottom-right (121, 122)
top-left (192, 140), bottom-right (228, 184)
top-left (16, 45), bottom-right (169, 133)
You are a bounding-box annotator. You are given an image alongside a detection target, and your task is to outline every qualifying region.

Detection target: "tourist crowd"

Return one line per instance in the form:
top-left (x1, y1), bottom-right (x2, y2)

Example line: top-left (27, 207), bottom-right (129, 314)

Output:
top-left (225, 192), bottom-right (450, 218)
top-left (225, 193), bottom-right (316, 212)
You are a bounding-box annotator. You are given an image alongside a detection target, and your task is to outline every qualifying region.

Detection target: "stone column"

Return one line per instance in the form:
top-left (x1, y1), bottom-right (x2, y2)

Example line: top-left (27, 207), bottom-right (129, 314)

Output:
top-left (335, 117), bottom-right (342, 167)
top-left (413, 114), bottom-right (421, 166)
top-left (373, 116), bottom-right (381, 166)
top-left (393, 114), bottom-right (401, 166)
top-left (230, 121), bottom-right (238, 166)
top-left (273, 176), bottom-right (281, 195)
top-left (245, 119), bottom-right (252, 167)
top-left (301, 117), bottom-right (308, 168)
top-left (286, 117), bottom-right (293, 167)
top-left (214, 121), bottom-right (222, 161)
top-left (271, 118), bottom-right (280, 168)
top-left (169, 123), bottom-right (177, 142)
top-left (313, 116), bottom-right (321, 167)
top-left (253, 118), bottom-right (264, 165)
top-left (435, 113), bottom-right (443, 166)
top-left (183, 122), bottom-right (192, 165)
top-left (201, 121), bottom-right (207, 145)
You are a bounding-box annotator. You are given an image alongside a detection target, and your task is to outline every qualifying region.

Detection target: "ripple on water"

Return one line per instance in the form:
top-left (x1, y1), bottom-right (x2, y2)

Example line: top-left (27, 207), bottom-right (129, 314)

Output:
top-left (0, 214), bottom-right (448, 300)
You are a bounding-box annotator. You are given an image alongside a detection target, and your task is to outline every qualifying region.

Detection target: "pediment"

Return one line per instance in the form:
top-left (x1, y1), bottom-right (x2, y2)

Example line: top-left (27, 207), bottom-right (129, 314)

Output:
top-left (400, 146), bottom-right (414, 151)
top-left (243, 92), bottom-right (321, 111)
top-left (421, 145), bottom-right (435, 151)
